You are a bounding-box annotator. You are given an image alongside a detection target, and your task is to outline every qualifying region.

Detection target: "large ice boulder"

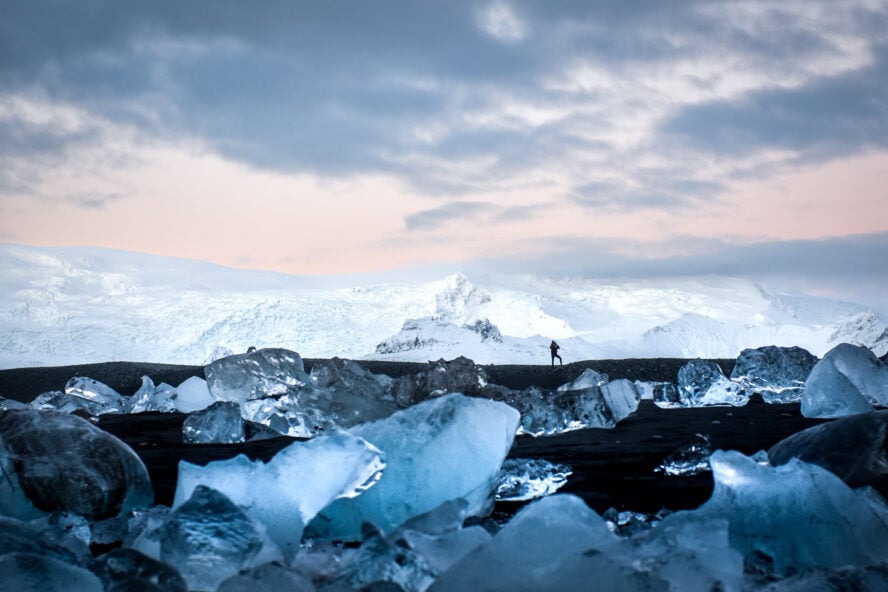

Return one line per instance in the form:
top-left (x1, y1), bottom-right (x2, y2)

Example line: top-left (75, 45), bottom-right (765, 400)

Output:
top-left (730, 346), bottom-right (818, 403)
top-left (205, 347), bottom-right (312, 404)
top-left (308, 393), bottom-right (520, 541)
top-left (701, 449), bottom-right (888, 573)
top-left (429, 494), bottom-right (622, 591)
top-left (677, 359), bottom-right (747, 406)
top-left (768, 411), bottom-right (888, 487)
top-left (175, 431), bottom-right (385, 559)
top-left (0, 410), bottom-right (153, 521)
top-left (802, 343), bottom-right (888, 418)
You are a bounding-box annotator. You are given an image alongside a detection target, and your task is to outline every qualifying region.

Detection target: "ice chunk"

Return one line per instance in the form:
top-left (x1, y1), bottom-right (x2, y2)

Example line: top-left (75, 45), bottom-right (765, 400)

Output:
top-left (29, 390), bottom-right (112, 416)
top-left (557, 368), bottom-right (608, 391)
top-left (395, 501), bottom-right (492, 575)
top-left (0, 410), bottom-right (153, 521)
top-left (150, 485), bottom-right (270, 592)
top-left (309, 393), bottom-right (520, 541)
top-left (92, 548), bottom-right (188, 592)
top-left (802, 343), bottom-right (888, 417)
top-left (217, 562), bottom-right (315, 592)
top-left (389, 357), bottom-right (490, 406)
top-left (182, 401), bottom-right (245, 444)
top-left (495, 458), bottom-right (572, 502)
top-left (241, 394), bottom-right (317, 438)
top-left (768, 411), bottom-right (888, 487)
top-left (755, 564), bottom-right (888, 591)
top-left (677, 359), bottom-right (747, 406)
top-left (174, 376), bottom-right (215, 413)
top-left (205, 347), bottom-right (311, 404)
top-left (635, 380), bottom-right (681, 407)
top-left (175, 431), bottom-right (385, 559)
top-left (0, 515), bottom-right (85, 565)
top-left (65, 376), bottom-right (126, 413)
top-left (28, 512), bottom-right (91, 564)
top-left (655, 433), bottom-right (712, 476)
top-left (0, 396), bottom-right (28, 411)
top-left (129, 376), bottom-right (178, 413)
top-left (0, 552), bottom-right (103, 592)
top-left (702, 449), bottom-right (888, 573)
top-left (730, 345), bottom-right (817, 403)
top-left (429, 494), bottom-right (618, 592)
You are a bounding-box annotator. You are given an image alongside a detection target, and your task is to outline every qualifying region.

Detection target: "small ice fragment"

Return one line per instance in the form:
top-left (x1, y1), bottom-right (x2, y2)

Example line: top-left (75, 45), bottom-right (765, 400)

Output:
top-left (495, 458), bottom-right (572, 502)
top-left (182, 401), bottom-right (245, 444)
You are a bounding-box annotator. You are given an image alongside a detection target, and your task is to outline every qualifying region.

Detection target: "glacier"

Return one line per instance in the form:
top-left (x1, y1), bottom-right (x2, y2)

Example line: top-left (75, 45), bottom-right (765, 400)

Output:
top-left (2, 244), bottom-right (887, 369)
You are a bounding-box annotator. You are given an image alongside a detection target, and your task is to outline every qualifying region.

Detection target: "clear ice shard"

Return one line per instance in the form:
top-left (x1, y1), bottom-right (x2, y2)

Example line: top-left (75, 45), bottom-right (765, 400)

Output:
top-left (0, 552), bottom-right (103, 592)
top-left (677, 359), bottom-right (747, 407)
top-left (510, 376), bottom-right (639, 436)
top-left (655, 433), bottom-right (712, 476)
top-left (308, 393), bottom-right (520, 541)
top-left (768, 410), bottom-right (888, 487)
top-left (145, 485), bottom-right (273, 592)
top-left (205, 347), bottom-right (312, 404)
top-left (495, 458), bottom-right (572, 502)
top-left (802, 343), bottom-right (888, 418)
top-left (175, 431), bottom-right (385, 559)
top-left (216, 562), bottom-right (316, 592)
top-left (174, 376), bottom-right (215, 413)
top-left (701, 449), bottom-right (888, 573)
top-left (129, 375), bottom-right (178, 413)
top-left (0, 410), bottom-right (153, 521)
top-left (64, 376), bottom-right (126, 414)
top-left (730, 345), bottom-right (817, 403)
top-left (182, 401), bottom-right (245, 444)
top-left (91, 548), bottom-right (188, 592)
top-left (429, 494), bottom-right (618, 592)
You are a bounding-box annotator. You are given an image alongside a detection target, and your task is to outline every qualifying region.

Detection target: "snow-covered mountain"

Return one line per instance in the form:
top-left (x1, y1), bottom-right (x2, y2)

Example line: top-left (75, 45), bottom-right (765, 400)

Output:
top-left (1, 244), bottom-right (886, 369)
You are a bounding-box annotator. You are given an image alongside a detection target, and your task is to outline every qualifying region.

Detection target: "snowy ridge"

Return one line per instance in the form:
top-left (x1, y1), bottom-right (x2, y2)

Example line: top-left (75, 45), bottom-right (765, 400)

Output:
top-left (0, 244), bottom-right (886, 369)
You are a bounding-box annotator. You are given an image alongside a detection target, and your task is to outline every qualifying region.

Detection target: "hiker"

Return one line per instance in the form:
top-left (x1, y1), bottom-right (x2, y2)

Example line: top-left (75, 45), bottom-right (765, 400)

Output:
top-left (550, 340), bottom-right (562, 366)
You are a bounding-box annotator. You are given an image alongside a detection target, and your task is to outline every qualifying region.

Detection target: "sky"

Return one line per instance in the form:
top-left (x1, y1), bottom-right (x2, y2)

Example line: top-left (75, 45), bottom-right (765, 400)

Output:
top-left (1, 1), bottom-right (887, 312)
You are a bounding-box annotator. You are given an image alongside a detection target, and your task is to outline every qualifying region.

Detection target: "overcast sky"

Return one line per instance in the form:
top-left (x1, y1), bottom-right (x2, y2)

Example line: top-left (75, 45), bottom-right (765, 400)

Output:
top-left (1, 1), bottom-right (886, 311)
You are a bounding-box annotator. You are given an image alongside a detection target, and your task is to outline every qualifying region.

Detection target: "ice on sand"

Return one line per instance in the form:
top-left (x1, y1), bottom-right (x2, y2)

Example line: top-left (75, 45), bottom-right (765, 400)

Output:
top-left (308, 393), bottom-right (520, 541)
top-left (802, 343), bottom-right (888, 418)
top-left (0, 410), bottom-right (153, 521)
top-left (495, 458), bottom-right (572, 502)
top-left (702, 449), bottom-right (888, 573)
top-left (677, 359), bottom-right (747, 406)
top-left (129, 376), bottom-right (178, 413)
top-left (182, 401), bottom-right (245, 444)
top-left (730, 345), bottom-right (818, 403)
top-left (174, 376), bottom-right (216, 413)
top-left (205, 347), bottom-right (311, 404)
top-left (175, 431), bottom-right (385, 559)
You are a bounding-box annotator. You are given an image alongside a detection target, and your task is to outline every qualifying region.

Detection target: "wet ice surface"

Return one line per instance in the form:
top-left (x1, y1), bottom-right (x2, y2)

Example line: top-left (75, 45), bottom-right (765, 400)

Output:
top-left (3, 344), bottom-right (888, 590)
top-left (802, 343), bottom-right (888, 417)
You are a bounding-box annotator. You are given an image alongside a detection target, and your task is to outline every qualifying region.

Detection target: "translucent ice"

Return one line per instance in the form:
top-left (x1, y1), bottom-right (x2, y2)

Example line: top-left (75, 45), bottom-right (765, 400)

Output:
top-left (429, 494), bottom-right (618, 592)
top-left (0, 515), bottom-right (85, 565)
top-left (65, 376), bottom-right (126, 414)
top-left (29, 390), bottom-right (112, 416)
top-left (174, 376), bottom-right (215, 413)
top-left (389, 357), bottom-right (490, 406)
top-left (495, 458), bottom-right (572, 502)
top-left (182, 401), bottom-right (245, 444)
top-left (129, 375), bottom-right (178, 413)
top-left (768, 411), bottom-right (888, 487)
top-left (205, 347), bottom-right (312, 404)
top-left (730, 345), bottom-right (817, 403)
top-left (309, 393), bottom-right (520, 541)
top-left (655, 433), bottom-right (712, 476)
top-left (216, 562), bottom-right (315, 592)
top-left (152, 485), bottom-right (270, 592)
top-left (557, 368), bottom-right (608, 391)
top-left (677, 359), bottom-right (747, 407)
top-left (91, 548), bottom-right (188, 592)
top-left (0, 410), bottom-right (153, 521)
top-left (175, 431), bottom-right (385, 559)
top-left (802, 343), bottom-right (888, 417)
top-left (0, 552), bottom-right (103, 592)
top-left (702, 449), bottom-right (888, 573)
top-left (0, 396), bottom-right (28, 411)
top-left (241, 394), bottom-right (318, 438)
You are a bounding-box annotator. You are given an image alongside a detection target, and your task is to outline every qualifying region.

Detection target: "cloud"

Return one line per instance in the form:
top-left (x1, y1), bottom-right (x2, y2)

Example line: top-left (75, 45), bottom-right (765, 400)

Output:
top-left (475, 2), bottom-right (528, 43)
top-left (405, 201), bottom-right (498, 231)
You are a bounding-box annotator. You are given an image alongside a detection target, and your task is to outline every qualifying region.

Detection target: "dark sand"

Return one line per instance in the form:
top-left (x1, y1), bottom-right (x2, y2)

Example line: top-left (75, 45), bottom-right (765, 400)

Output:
top-left (1, 358), bottom-right (831, 517)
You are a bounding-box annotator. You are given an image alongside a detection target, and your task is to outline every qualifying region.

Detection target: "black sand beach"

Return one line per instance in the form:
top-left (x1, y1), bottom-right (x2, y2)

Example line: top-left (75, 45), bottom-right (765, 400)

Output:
top-left (0, 358), bottom-right (834, 517)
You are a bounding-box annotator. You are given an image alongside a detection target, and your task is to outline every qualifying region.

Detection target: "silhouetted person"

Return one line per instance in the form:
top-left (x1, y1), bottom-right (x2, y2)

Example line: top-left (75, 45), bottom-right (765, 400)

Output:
top-left (247, 346), bottom-right (257, 353)
top-left (550, 340), bottom-right (562, 366)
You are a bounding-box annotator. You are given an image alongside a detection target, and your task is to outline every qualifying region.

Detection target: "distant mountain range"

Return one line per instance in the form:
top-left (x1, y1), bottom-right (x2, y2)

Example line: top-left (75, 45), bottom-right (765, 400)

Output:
top-left (1, 244), bottom-right (885, 369)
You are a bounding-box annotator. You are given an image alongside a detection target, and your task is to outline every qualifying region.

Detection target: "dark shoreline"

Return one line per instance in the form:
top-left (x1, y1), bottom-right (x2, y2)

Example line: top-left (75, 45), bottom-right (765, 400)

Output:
top-left (2, 356), bottom-right (826, 518)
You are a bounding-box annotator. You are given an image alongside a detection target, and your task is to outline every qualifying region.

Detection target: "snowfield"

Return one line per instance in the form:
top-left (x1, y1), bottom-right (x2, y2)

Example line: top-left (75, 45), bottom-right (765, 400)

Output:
top-left (1, 244), bottom-right (886, 369)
